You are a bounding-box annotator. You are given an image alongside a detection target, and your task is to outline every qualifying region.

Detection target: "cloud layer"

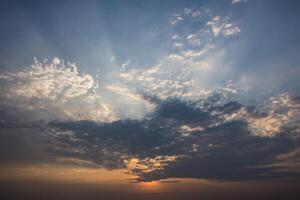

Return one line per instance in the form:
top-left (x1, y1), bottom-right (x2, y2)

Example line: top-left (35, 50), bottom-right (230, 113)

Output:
top-left (0, 3), bottom-right (300, 184)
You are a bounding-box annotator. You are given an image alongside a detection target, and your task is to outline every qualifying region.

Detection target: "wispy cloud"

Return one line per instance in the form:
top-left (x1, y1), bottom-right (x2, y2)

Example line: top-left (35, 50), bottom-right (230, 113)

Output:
top-left (222, 93), bottom-right (300, 137)
top-left (232, 0), bottom-right (247, 5)
top-left (206, 16), bottom-right (240, 37)
top-left (0, 57), bottom-right (116, 122)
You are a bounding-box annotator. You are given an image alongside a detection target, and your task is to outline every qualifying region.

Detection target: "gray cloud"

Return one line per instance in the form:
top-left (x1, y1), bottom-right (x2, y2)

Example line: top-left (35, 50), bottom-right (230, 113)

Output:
top-left (46, 95), bottom-right (300, 181)
top-left (0, 56), bottom-right (299, 182)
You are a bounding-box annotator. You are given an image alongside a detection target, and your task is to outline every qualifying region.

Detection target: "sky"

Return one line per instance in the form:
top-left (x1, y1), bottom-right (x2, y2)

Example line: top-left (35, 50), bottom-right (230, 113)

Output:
top-left (1, 0), bottom-right (300, 199)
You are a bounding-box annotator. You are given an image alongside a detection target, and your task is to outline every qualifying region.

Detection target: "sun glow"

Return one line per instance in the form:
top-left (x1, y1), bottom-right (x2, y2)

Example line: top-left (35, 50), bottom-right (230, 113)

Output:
top-left (138, 181), bottom-right (162, 191)
top-left (0, 165), bottom-right (136, 184)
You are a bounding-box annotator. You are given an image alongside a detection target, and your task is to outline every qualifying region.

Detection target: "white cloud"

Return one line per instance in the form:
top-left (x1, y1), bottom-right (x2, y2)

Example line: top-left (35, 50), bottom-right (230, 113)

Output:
top-left (117, 8), bottom-right (240, 103)
top-left (206, 16), bottom-right (240, 37)
top-left (223, 93), bottom-right (300, 137)
top-left (173, 42), bottom-right (184, 48)
top-left (107, 85), bottom-right (143, 101)
top-left (118, 63), bottom-right (192, 100)
top-left (179, 125), bottom-right (204, 137)
top-left (191, 10), bottom-right (202, 18)
top-left (170, 8), bottom-right (212, 26)
top-left (186, 34), bottom-right (201, 46)
top-left (4, 58), bottom-right (94, 102)
top-left (112, 8), bottom-right (242, 113)
top-left (170, 16), bottom-right (183, 26)
top-left (117, 49), bottom-right (234, 102)
top-left (105, 84), bottom-right (156, 120)
top-left (121, 59), bottom-right (130, 69)
top-left (172, 34), bottom-right (180, 40)
top-left (222, 23), bottom-right (241, 36)
top-left (182, 45), bottom-right (213, 59)
top-left (232, 0), bottom-right (247, 5)
top-left (0, 58), bottom-right (116, 122)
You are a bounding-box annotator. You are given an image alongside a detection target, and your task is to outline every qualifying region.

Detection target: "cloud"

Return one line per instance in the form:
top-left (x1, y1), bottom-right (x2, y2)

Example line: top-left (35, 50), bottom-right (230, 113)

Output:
top-left (48, 97), bottom-right (300, 182)
top-left (179, 125), bottom-right (204, 137)
top-left (118, 60), bottom-right (194, 100)
top-left (118, 11), bottom-right (239, 102)
top-left (183, 8), bottom-right (192, 15)
top-left (222, 93), bottom-right (300, 137)
top-left (1, 5), bottom-right (299, 185)
top-left (191, 10), bottom-right (203, 18)
top-left (172, 34), bottom-right (180, 40)
top-left (117, 48), bottom-right (237, 103)
top-left (170, 8), bottom-right (212, 26)
top-left (173, 42), bottom-right (184, 48)
top-left (145, 8), bottom-right (241, 105)
top-left (170, 8), bottom-right (240, 39)
top-left (2, 57), bottom-right (94, 102)
top-left (206, 16), bottom-right (240, 37)
top-left (1, 88), bottom-right (299, 182)
top-left (121, 59), bottom-right (130, 69)
top-left (186, 33), bottom-right (202, 46)
top-left (0, 57), bottom-right (116, 122)
top-left (105, 84), bottom-right (156, 119)
top-left (124, 155), bottom-right (179, 174)
top-left (232, 0), bottom-right (247, 5)
top-left (0, 54), bottom-right (292, 181)
top-left (170, 15), bottom-right (183, 26)
top-left (254, 148), bottom-right (300, 173)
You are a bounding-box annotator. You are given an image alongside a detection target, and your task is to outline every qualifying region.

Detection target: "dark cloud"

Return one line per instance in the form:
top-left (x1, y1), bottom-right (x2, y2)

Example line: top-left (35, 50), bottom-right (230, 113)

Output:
top-left (0, 120), bottom-right (56, 165)
top-left (0, 90), bottom-right (299, 181)
top-left (47, 98), bottom-right (300, 181)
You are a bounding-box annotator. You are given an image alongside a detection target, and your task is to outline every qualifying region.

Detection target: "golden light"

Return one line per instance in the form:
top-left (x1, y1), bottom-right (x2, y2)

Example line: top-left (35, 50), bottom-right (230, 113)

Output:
top-left (141, 181), bottom-right (160, 187)
top-left (138, 181), bottom-right (162, 191)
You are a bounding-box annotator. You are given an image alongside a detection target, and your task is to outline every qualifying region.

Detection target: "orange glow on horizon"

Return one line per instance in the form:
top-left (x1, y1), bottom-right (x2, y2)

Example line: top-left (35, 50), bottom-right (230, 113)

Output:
top-left (0, 165), bottom-right (137, 184)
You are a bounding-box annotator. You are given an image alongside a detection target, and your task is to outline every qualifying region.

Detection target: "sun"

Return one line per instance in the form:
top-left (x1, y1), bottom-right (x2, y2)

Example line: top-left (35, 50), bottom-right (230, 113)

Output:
top-left (138, 181), bottom-right (161, 190)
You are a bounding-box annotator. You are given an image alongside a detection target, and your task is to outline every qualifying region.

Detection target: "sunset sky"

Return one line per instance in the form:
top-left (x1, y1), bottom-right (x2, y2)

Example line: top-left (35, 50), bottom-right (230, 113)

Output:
top-left (1, 0), bottom-right (300, 199)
